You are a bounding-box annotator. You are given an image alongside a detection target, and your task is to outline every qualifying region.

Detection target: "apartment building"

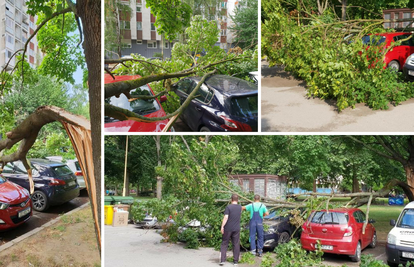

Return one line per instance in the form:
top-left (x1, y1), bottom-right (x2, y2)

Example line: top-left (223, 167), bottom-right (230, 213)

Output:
top-left (383, 8), bottom-right (414, 30)
top-left (118, 0), bottom-right (238, 59)
top-left (0, 0), bottom-right (42, 71)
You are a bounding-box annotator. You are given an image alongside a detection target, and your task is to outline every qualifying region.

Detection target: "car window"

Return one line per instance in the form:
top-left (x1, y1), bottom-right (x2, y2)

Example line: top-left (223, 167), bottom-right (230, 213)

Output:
top-left (74, 161), bottom-right (82, 171)
top-left (311, 211), bottom-right (349, 224)
top-left (393, 35), bottom-right (413, 46)
top-left (353, 211), bottom-right (365, 223)
top-left (52, 165), bottom-right (73, 176)
top-left (105, 84), bottom-right (161, 119)
top-left (362, 35), bottom-right (386, 46)
top-left (397, 209), bottom-right (414, 229)
top-left (0, 175), bottom-right (6, 184)
top-left (177, 79), bottom-right (196, 94)
top-left (194, 84), bottom-right (214, 103)
top-left (229, 95), bottom-right (258, 117)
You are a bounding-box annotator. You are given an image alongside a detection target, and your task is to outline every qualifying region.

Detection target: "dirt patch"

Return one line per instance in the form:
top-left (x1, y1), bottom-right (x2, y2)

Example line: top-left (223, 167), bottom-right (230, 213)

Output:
top-left (0, 206), bottom-right (100, 267)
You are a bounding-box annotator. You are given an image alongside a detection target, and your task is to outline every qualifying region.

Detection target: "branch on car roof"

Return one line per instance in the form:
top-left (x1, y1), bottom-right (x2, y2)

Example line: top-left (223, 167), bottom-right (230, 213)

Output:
top-left (105, 58), bottom-right (170, 73)
top-left (104, 57), bottom-right (248, 99)
top-left (104, 70), bottom-right (217, 127)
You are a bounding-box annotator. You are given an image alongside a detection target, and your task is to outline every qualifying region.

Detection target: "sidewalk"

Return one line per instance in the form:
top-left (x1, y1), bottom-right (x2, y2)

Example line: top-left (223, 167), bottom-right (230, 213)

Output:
top-left (261, 62), bottom-right (414, 132)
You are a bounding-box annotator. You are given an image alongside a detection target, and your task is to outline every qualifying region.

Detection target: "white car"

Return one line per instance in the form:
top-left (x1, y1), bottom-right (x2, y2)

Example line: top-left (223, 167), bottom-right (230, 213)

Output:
top-left (386, 201), bottom-right (414, 266)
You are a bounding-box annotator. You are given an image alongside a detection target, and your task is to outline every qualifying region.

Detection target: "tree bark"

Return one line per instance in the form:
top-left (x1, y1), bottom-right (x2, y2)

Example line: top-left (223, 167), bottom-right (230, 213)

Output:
top-left (341, 0), bottom-right (347, 21)
top-left (123, 135), bottom-right (129, 196)
top-left (403, 163), bottom-right (414, 201)
top-left (352, 165), bottom-right (360, 193)
top-left (155, 135), bottom-right (162, 199)
top-left (77, 0), bottom-right (101, 253)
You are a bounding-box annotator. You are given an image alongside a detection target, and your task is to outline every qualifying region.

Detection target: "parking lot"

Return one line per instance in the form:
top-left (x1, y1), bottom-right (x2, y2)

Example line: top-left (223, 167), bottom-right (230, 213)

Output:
top-left (0, 190), bottom-right (90, 245)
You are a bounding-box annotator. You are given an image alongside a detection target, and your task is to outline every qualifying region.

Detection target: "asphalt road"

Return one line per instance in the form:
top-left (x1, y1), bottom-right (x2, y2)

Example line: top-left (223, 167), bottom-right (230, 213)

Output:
top-left (105, 225), bottom-right (389, 267)
top-left (261, 61), bottom-right (414, 132)
top-left (0, 189), bottom-right (90, 244)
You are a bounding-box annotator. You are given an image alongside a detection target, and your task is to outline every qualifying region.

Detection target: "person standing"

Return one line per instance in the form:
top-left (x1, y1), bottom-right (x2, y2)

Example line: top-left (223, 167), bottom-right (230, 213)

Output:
top-left (220, 194), bottom-right (242, 266)
top-left (242, 194), bottom-right (269, 257)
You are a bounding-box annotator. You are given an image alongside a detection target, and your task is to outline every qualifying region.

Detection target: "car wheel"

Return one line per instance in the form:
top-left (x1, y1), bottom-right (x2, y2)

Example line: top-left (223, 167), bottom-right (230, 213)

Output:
top-left (387, 60), bottom-right (400, 71)
top-left (200, 126), bottom-right (211, 132)
top-left (31, 191), bottom-right (49, 212)
top-left (369, 232), bottom-right (377, 248)
top-left (350, 241), bottom-right (361, 262)
top-left (278, 232), bottom-right (291, 244)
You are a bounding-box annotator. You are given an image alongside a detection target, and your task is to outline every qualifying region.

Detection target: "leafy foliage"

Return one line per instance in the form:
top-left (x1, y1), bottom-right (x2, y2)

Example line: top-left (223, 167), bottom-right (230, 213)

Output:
top-left (274, 239), bottom-right (323, 267)
top-left (260, 253), bottom-right (276, 267)
top-left (178, 229), bottom-right (200, 249)
top-left (229, 0), bottom-right (258, 49)
top-left (262, 1), bottom-right (414, 111)
top-left (360, 254), bottom-right (389, 267)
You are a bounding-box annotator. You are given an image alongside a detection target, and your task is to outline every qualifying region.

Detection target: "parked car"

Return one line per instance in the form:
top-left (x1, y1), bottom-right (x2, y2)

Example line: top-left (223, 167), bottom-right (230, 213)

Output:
top-left (263, 210), bottom-right (301, 249)
top-left (386, 201), bottom-right (414, 266)
top-left (0, 174), bottom-right (32, 231)
top-left (2, 159), bottom-right (80, 212)
top-left (403, 53), bottom-right (414, 81)
top-left (104, 74), bottom-right (174, 132)
top-left (301, 208), bottom-right (377, 262)
top-left (46, 156), bottom-right (86, 190)
top-left (362, 33), bottom-right (414, 71)
top-left (173, 75), bottom-right (258, 132)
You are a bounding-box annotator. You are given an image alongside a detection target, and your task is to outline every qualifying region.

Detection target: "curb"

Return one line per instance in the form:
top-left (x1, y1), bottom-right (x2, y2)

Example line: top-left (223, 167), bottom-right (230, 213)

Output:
top-left (0, 202), bottom-right (91, 253)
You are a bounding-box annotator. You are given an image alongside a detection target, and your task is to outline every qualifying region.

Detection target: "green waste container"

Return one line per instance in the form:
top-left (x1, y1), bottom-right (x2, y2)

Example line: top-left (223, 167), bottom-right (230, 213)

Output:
top-left (104, 196), bottom-right (114, 205)
top-left (112, 196), bottom-right (134, 205)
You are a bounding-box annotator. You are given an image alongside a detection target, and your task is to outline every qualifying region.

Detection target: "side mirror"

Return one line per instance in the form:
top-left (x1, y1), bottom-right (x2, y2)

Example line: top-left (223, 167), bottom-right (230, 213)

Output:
top-left (368, 219), bottom-right (376, 224)
top-left (390, 219), bottom-right (396, 226)
top-left (160, 96), bottom-right (167, 103)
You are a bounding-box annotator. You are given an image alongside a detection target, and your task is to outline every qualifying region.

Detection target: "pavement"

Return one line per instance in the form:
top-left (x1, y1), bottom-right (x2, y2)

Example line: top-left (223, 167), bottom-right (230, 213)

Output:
top-left (172, 117), bottom-right (193, 132)
top-left (0, 189), bottom-right (90, 244)
top-left (261, 61), bottom-right (414, 132)
top-left (104, 225), bottom-right (389, 267)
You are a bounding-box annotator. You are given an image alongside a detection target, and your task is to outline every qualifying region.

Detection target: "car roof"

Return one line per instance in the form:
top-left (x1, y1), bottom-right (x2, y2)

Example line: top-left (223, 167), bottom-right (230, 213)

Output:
top-left (315, 208), bottom-right (360, 213)
top-left (30, 158), bottom-right (66, 167)
top-left (104, 74), bottom-right (143, 84)
top-left (405, 201), bottom-right (414, 209)
top-left (190, 75), bottom-right (257, 97)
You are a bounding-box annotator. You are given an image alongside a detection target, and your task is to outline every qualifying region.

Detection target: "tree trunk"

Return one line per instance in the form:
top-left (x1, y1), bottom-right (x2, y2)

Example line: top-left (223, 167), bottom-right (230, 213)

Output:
top-left (115, 0), bottom-right (122, 57)
top-left (157, 176), bottom-right (163, 199)
top-left (136, 184), bottom-right (139, 197)
top-left (403, 163), bottom-right (414, 201)
top-left (352, 165), bottom-right (360, 193)
top-left (155, 135), bottom-right (162, 199)
top-left (77, 0), bottom-right (101, 253)
top-left (123, 135), bottom-right (129, 196)
top-left (313, 179), bottom-right (317, 192)
top-left (341, 0), bottom-right (347, 21)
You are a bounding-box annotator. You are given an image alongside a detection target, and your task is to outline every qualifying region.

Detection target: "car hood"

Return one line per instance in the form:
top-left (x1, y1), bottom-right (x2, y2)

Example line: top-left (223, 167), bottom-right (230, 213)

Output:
top-left (0, 181), bottom-right (30, 204)
top-left (105, 110), bottom-right (170, 132)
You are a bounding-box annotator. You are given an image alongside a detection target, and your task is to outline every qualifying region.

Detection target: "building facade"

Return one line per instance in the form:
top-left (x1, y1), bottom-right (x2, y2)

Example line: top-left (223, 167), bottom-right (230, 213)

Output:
top-left (383, 8), bottom-right (414, 30)
top-left (0, 0), bottom-right (42, 71)
top-left (229, 174), bottom-right (288, 200)
top-left (117, 0), bottom-right (239, 59)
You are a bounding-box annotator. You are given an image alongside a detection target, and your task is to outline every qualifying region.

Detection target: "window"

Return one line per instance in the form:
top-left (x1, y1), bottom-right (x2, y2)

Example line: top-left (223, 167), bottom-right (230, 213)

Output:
top-left (122, 43), bottom-right (132, 48)
top-left (195, 84), bottom-right (214, 103)
top-left (137, 40), bottom-right (142, 44)
top-left (136, 6), bottom-right (141, 12)
top-left (221, 29), bottom-right (226, 36)
top-left (6, 34), bottom-right (14, 44)
top-left (397, 209), bottom-right (414, 229)
top-left (121, 21), bottom-right (131, 30)
top-left (384, 13), bottom-right (391, 28)
top-left (151, 23), bottom-right (156, 31)
top-left (221, 2), bottom-right (227, 8)
top-left (6, 50), bottom-right (13, 59)
top-left (393, 34), bottom-right (413, 46)
top-left (311, 211), bottom-right (349, 225)
top-left (137, 22), bottom-right (142, 30)
top-left (147, 41), bottom-right (157, 48)
top-left (29, 21), bottom-right (34, 28)
top-left (403, 12), bottom-right (412, 28)
top-left (6, 17), bottom-right (13, 28)
top-left (176, 79), bottom-right (196, 94)
top-left (164, 42), bottom-right (169, 49)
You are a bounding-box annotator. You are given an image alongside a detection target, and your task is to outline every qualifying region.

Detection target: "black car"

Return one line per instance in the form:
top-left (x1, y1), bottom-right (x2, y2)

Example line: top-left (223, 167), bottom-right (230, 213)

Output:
top-left (173, 75), bottom-right (258, 132)
top-left (263, 211), bottom-right (301, 249)
top-left (2, 159), bottom-right (80, 212)
top-left (403, 53), bottom-right (414, 81)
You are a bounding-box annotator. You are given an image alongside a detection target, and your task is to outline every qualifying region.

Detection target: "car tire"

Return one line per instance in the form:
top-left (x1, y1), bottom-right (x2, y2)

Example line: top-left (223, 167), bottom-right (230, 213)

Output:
top-left (350, 241), bottom-right (361, 262)
top-left (387, 60), bottom-right (400, 71)
top-left (31, 191), bottom-right (49, 212)
top-left (200, 126), bottom-right (211, 132)
top-left (278, 231), bottom-right (291, 244)
top-left (369, 232), bottom-right (377, 248)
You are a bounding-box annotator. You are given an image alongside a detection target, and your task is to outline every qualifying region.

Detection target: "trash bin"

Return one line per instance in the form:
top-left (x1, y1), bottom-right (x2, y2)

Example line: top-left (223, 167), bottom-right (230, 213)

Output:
top-left (104, 196), bottom-right (114, 205)
top-left (104, 205), bottom-right (114, 225)
top-left (112, 196), bottom-right (134, 205)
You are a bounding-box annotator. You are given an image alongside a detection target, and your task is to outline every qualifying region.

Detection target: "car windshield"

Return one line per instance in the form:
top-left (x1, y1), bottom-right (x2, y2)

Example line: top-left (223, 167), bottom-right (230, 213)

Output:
top-left (52, 165), bottom-right (73, 176)
top-left (362, 35), bottom-right (386, 46)
top-left (229, 94), bottom-right (258, 117)
top-left (105, 84), bottom-right (160, 122)
top-left (397, 209), bottom-right (414, 229)
top-left (311, 211), bottom-right (349, 225)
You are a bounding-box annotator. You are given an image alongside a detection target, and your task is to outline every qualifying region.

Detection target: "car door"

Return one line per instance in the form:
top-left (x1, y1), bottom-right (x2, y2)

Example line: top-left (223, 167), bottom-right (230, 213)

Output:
top-left (392, 35), bottom-right (413, 66)
top-left (358, 210), bottom-right (373, 248)
top-left (2, 162), bottom-right (29, 189)
top-left (353, 210), bottom-right (370, 248)
top-left (175, 78), bottom-right (196, 127)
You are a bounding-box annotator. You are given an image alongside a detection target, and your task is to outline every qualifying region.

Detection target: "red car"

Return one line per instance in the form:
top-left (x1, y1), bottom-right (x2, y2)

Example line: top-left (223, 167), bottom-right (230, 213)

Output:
top-left (104, 74), bottom-right (173, 132)
top-left (362, 32), bottom-right (414, 70)
top-left (301, 208), bottom-right (377, 262)
top-left (0, 174), bottom-right (32, 231)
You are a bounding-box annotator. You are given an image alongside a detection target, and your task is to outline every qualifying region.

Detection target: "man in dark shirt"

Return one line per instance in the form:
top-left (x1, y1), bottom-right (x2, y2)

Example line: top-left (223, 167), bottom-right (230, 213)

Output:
top-left (220, 194), bottom-right (242, 266)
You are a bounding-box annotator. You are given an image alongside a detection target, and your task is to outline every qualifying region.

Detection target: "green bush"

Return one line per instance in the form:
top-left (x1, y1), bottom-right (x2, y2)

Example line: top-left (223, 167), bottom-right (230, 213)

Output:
top-left (274, 239), bottom-right (323, 267)
top-left (178, 228), bottom-right (200, 249)
top-left (360, 254), bottom-right (388, 267)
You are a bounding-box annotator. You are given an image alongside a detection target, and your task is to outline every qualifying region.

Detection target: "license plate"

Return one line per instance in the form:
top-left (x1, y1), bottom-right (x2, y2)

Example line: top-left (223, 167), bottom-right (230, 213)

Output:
top-left (409, 70), bottom-right (414, 76)
top-left (402, 252), bottom-right (414, 259)
top-left (321, 245), bottom-right (333, 251)
top-left (68, 181), bottom-right (76, 187)
top-left (18, 207), bottom-right (31, 218)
